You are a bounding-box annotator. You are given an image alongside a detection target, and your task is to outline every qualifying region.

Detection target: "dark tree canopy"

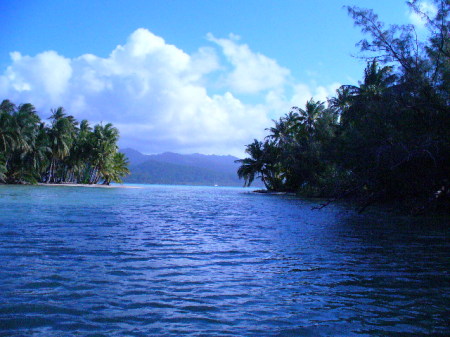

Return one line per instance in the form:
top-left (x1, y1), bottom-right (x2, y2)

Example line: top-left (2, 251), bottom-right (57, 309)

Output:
top-left (237, 0), bottom-right (449, 214)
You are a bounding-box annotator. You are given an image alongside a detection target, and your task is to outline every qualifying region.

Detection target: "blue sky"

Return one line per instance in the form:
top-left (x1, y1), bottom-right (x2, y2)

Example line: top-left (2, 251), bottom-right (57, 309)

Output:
top-left (0, 0), bottom-right (432, 156)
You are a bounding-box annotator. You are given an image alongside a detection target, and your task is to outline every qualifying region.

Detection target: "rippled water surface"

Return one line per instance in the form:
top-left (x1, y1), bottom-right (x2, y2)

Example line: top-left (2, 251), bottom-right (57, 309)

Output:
top-left (0, 184), bottom-right (449, 336)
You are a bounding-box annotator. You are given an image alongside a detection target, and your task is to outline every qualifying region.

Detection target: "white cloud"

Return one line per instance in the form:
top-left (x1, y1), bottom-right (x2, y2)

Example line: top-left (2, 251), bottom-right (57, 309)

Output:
top-left (207, 33), bottom-right (290, 94)
top-left (2, 50), bottom-right (72, 105)
top-left (0, 28), bottom-right (340, 157)
top-left (291, 82), bottom-right (340, 107)
top-left (408, 1), bottom-right (437, 28)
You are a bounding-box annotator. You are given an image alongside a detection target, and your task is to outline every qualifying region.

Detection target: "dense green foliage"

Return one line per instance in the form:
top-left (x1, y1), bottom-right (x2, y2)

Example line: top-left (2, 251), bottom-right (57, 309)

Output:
top-left (0, 101), bottom-right (129, 185)
top-left (237, 0), bottom-right (449, 213)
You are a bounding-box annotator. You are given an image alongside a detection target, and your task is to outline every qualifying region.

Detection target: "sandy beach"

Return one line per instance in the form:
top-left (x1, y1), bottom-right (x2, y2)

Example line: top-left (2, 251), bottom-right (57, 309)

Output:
top-left (37, 183), bottom-right (141, 188)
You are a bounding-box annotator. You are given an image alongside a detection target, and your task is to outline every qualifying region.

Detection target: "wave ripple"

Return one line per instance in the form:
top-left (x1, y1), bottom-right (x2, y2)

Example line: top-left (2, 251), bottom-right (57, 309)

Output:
top-left (0, 184), bottom-right (449, 336)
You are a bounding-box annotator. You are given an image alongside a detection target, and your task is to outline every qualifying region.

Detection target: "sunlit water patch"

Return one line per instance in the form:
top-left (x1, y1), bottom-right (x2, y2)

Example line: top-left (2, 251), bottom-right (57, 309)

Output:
top-left (0, 184), bottom-right (448, 336)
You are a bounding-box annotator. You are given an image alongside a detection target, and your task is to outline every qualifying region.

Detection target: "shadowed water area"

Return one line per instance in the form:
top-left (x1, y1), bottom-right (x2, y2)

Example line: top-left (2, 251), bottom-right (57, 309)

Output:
top-left (0, 184), bottom-right (448, 336)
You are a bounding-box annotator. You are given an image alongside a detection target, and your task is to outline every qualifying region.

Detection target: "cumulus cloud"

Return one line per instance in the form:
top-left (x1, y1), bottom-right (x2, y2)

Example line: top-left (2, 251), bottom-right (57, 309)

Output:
top-left (408, 1), bottom-right (437, 28)
top-left (0, 28), bottom-right (340, 156)
top-left (291, 82), bottom-right (341, 107)
top-left (2, 51), bottom-right (72, 106)
top-left (207, 33), bottom-right (290, 94)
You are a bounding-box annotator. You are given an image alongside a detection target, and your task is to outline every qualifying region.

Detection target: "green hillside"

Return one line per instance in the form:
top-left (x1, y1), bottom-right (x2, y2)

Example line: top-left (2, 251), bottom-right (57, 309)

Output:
top-left (121, 149), bottom-right (259, 186)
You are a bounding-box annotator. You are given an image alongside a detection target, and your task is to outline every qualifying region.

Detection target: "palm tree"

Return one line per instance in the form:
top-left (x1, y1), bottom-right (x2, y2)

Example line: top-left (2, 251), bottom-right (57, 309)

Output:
top-left (236, 139), bottom-right (266, 188)
top-left (358, 60), bottom-right (395, 99)
top-left (102, 152), bottom-right (130, 185)
top-left (67, 119), bottom-right (93, 183)
top-left (0, 100), bottom-right (17, 155)
top-left (329, 85), bottom-right (357, 115)
top-left (14, 103), bottom-right (40, 151)
top-left (292, 98), bottom-right (326, 137)
top-left (236, 139), bottom-right (284, 190)
top-left (266, 111), bottom-right (300, 147)
top-left (5, 103), bottom-right (42, 183)
top-left (0, 106), bottom-right (16, 182)
top-left (19, 122), bottom-right (51, 182)
top-left (46, 107), bottom-right (76, 182)
top-left (89, 123), bottom-right (120, 184)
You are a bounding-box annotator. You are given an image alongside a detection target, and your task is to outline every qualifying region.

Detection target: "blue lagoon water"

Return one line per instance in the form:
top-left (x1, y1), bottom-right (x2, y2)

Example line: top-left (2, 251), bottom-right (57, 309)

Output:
top-left (0, 184), bottom-right (448, 336)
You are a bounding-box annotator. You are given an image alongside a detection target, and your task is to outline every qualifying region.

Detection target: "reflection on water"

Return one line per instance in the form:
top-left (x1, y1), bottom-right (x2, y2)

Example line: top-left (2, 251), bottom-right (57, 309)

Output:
top-left (0, 184), bottom-right (448, 336)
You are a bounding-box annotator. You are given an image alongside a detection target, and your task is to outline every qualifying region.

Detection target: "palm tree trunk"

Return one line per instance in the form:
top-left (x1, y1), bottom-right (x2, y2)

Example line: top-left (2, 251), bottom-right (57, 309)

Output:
top-left (94, 170), bottom-right (101, 184)
top-left (261, 175), bottom-right (270, 190)
top-left (89, 167), bottom-right (97, 184)
top-left (47, 159), bottom-right (55, 183)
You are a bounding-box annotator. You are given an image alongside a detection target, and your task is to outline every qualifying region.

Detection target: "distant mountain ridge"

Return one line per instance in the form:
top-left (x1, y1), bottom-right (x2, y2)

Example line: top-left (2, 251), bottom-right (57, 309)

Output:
top-left (120, 148), bottom-right (259, 187)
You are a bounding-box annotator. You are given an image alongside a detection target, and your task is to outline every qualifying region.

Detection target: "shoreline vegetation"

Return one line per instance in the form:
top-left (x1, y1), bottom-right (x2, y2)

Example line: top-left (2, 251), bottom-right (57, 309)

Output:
top-left (236, 2), bottom-right (449, 215)
top-left (0, 103), bottom-right (130, 186)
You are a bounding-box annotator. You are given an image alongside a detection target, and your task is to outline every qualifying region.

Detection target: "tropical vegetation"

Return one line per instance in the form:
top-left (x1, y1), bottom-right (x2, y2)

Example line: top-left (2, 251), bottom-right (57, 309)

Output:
top-left (0, 101), bottom-right (129, 185)
top-left (237, 0), bottom-right (449, 214)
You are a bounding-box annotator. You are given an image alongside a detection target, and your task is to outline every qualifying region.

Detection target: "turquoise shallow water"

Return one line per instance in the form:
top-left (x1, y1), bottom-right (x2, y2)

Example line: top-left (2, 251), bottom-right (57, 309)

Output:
top-left (0, 184), bottom-right (449, 336)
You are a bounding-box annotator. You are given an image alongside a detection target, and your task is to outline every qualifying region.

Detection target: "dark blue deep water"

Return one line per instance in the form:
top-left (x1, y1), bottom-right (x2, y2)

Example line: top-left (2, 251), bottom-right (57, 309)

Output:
top-left (0, 184), bottom-right (449, 336)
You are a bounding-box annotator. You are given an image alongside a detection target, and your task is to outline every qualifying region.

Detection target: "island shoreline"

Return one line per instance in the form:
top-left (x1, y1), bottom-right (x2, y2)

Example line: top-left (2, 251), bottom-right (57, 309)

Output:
top-left (36, 183), bottom-right (141, 188)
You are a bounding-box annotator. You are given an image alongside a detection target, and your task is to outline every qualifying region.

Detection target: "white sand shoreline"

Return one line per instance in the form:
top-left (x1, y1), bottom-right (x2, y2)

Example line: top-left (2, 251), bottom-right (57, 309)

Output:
top-left (36, 183), bottom-right (141, 189)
